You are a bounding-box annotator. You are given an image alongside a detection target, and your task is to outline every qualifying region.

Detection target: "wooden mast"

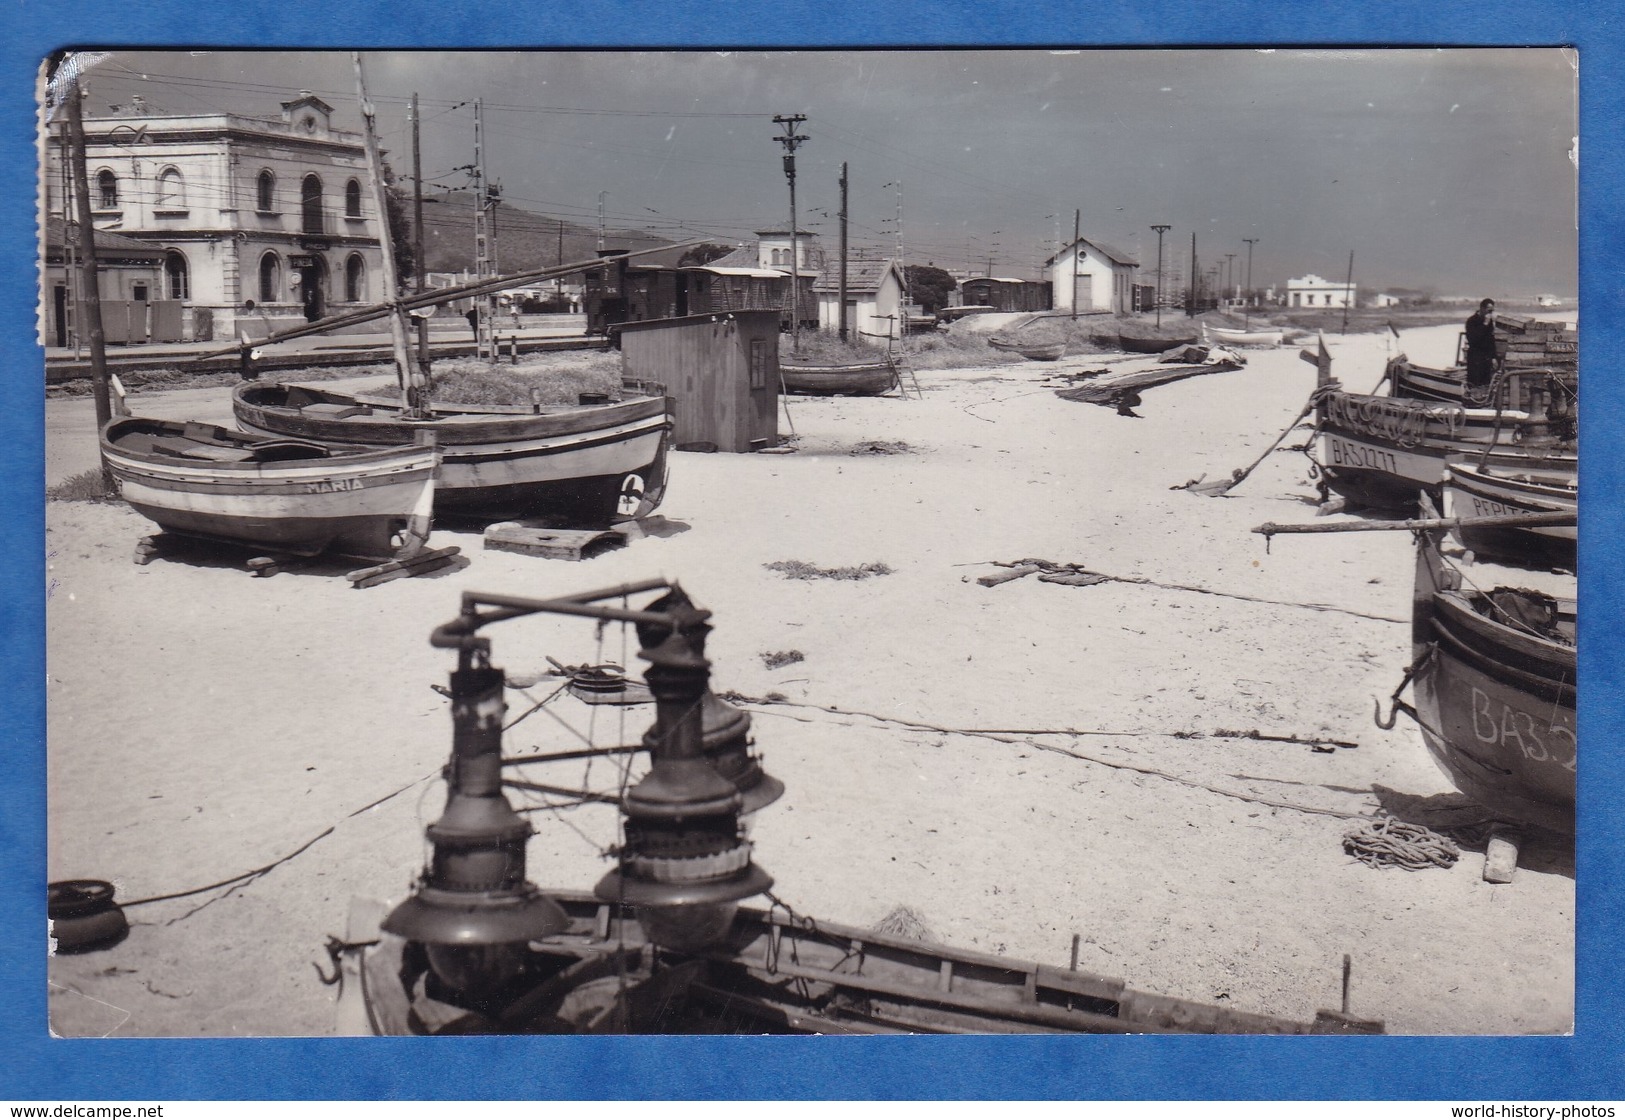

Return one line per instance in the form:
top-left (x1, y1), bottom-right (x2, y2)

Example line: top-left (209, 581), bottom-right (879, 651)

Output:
top-left (351, 52), bottom-right (427, 416)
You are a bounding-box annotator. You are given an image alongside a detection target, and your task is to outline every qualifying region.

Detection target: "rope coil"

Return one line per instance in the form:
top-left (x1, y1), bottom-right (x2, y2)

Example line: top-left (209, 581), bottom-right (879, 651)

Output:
top-left (1342, 816), bottom-right (1460, 871)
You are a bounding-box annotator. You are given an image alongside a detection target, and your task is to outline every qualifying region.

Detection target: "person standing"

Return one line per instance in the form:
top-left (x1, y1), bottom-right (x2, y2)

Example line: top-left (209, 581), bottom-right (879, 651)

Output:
top-left (1463, 298), bottom-right (1498, 402)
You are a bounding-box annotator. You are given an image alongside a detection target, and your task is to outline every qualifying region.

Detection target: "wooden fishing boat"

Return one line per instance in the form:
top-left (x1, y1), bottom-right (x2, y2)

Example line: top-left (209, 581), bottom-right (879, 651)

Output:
top-left (1314, 389), bottom-right (1577, 513)
top-left (1118, 332), bottom-right (1198, 354)
top-left (233, 381), bottom-right (673, 525)
top-left (1443, 462), bottom-right (1577, 569)
top-left (101, 416), bottom-right (437, 561)
top-left (1402, 517), bottom-right (1575, 835)
top-left (1385, 357), bottom-right (1578, 413)
top-left (988, 338), bottom-right (1067, 361)
top-left (1202, 324), bottom-right (1284, 347)
top-left (778, 359), bottom-right (899, 396)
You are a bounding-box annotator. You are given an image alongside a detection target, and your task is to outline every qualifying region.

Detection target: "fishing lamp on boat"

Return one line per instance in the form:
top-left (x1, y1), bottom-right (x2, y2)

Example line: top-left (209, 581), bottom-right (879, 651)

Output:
top-left (596, 592), bottom-right (772, 952)
top-left (383, 642), bottom-right (568, 996)
top-left (636, 590), bottom-right (784, 816)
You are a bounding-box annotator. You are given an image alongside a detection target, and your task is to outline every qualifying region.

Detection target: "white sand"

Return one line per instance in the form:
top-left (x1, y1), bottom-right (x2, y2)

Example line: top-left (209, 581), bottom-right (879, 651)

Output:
top-left (45, 322), bottom-right (1573, 1036)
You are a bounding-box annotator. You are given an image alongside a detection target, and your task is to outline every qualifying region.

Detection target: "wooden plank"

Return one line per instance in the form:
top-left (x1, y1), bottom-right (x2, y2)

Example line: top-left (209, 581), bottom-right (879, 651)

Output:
top-left (346, 545), bottom-right (461, 589)
top-left (484, 525), bottom-right (626, 561)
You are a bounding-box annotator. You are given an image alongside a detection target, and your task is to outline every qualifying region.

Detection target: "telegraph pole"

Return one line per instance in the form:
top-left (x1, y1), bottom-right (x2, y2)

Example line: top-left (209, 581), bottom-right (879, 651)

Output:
top-left (772, 114), bottom-right (808, 353)
top-left (1070, 209), bottom-right (1080, 320)
top-left (1187, 232), bottom-right (1198, 316)
top-left (1242, 237), bottom-right (1258, 327)
top-left (838, 162), bottom-right (849, 342)
top-left (411, 92), bottom-right (429, 370)
top-left (1224, 253), bottom-right (1236, 302)
top-left (472, 98), bottom-right (495, 360)
top-left (597, 191), bottom-right (606, 251)
top-left (1150, 225), bottom-right (1170, 329)
top-left (1341, 249), bottom-right (1356, 334)
top-left (62, 62), bottom-right (112, 443)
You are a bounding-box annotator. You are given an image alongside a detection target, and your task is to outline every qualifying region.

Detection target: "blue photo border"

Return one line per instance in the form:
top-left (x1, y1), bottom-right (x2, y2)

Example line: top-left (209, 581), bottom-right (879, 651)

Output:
top-left (4, 0), bottom-right (1619, 1101)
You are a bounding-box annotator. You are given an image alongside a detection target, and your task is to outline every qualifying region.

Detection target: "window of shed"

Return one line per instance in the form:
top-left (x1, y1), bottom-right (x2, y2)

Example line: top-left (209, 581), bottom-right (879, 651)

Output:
top-left (750, 338), bottom-right (767, 390)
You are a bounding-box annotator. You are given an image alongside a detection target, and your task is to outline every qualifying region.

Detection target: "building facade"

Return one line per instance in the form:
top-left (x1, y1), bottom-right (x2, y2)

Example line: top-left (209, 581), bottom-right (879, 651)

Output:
top-left (812, 258), bottom-right (906, 342)
top-left (1045, 238), bottom-right (1138, 315)
top-left (42, 93), bottom-right (388, 344)
top-left (1284, 274), bottom-right (1356, 309)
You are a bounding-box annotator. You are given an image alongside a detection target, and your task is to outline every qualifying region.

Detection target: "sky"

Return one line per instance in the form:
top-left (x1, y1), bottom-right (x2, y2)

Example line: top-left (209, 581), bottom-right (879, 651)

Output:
top-left (66, 48), bottom-right (1579, 297)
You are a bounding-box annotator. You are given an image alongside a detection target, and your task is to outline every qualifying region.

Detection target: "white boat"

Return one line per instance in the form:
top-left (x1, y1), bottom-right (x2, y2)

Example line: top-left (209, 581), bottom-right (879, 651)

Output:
top-left (1202, 324), bottom-right (1285, 347)
top-left (102, 417), bottom-right (438, 561)
top-left (1443, 461), bottom-right (1577, 568)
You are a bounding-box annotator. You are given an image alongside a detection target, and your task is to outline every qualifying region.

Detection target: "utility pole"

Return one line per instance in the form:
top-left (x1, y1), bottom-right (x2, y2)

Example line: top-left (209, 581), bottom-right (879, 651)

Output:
top-left (1341, 249), bottom-right (1356, 334)
top-left (63, 62), bottom-right (113, 448)
top-left (411, 92), bottom-right (429, 370)
top-left (1187, 232), bottom-right (1198, 316)
top-left (772, 114), bottom-right (808, 353)
top-left (838, 162), bottom-right (849, 343)
top-left (1242, 237), bottom-right (1258, 327)
top-left (1225, 253), bottom-right (1236, 302)
top-left (1150, 224), bottom-right (1170, 330)
top-left (354, 53), bottom-right (426, 413)
top-left (472, 98), bottom-right (495, 360)
top-left (1070, 209), bottom-right (1080, 320)
top-left (882, 179), bottom-right (906, 314)
top-left (597, 191), bottom-right (606, 252)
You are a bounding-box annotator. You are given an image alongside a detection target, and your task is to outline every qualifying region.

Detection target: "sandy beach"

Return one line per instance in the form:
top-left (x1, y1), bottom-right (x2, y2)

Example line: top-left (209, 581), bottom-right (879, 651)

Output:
top-left (44, 321), bottom-right (1574, 1037)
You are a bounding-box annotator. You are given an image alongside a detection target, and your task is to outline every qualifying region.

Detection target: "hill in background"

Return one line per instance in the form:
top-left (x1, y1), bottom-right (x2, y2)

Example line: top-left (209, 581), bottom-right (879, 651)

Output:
top-left (418, 192), bottom-right (692, 275)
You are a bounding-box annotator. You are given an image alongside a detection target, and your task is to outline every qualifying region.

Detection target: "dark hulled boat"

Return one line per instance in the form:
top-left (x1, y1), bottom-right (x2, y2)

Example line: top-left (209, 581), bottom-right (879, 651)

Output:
top-left (233, 381), bottom-right (673, 525)
top-left (1403, 520), bottom-right (1576, 835)
top-left (778, 359), bottom-right (899, 396)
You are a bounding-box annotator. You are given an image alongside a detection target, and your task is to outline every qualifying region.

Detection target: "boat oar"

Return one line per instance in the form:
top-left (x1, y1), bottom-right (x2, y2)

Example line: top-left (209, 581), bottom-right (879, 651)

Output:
top-left (1180, 397), bottom-right (1318, 496)
top-left (1253, 510), bottom-right (1575, 543)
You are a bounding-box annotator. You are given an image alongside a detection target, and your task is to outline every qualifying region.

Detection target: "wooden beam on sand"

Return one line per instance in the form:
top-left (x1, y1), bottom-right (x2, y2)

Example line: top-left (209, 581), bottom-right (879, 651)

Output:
top-left (1253, 511), bottom-right (1575, 539)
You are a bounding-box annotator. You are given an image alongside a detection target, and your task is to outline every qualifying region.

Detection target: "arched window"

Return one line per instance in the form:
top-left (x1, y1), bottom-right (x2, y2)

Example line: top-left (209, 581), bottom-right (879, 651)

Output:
top-left (344, 254), bottom-right (365, 302)
top-left (164, 251), bottom-right (189, 300)
top-left (155, 168), bottom-right (186, 209)
top-left (258, 252), bottom-right (282, 304)
top-left (95, 170), bottom-right (118, 209)
top-left (301, 174), bottom-right (323, 235)
top-left (344, 179), bottom-right (362, 218)
top-left (256, 170), bottom-right (276, 212)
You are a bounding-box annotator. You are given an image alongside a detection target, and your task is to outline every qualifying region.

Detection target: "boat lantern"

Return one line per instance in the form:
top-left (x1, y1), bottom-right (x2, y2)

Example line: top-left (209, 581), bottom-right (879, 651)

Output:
top-left (636, 592), bottom-right (783, 815)
top-left (383, 657), bottom-right (567, 996)
top-left (596, 594), bottom-right (772, 952)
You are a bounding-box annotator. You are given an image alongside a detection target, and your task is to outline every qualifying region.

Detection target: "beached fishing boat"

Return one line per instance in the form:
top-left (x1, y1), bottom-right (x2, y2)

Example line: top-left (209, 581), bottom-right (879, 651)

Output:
top-left (1314, 389), bottom-right (1577, 513)
top-left (778, 359), bottom-right (899, 395)
top-left (232, 381), bottom-right (674, 525)
top-left (101, 416), bottom-right (438, 561)
top-left (1396, 520), bottom-right (1575, 835)
top-left (335, 581), bottom-right (1383, 1036)
top-left (1443, 462), bottom-right (1577, 569)
top-left (1118, 332), bottom-right (1198, 354)
top-left (988, 338), bottom-right (1067, 361)
top-left (1202, 324), bottom-right (1285, 347)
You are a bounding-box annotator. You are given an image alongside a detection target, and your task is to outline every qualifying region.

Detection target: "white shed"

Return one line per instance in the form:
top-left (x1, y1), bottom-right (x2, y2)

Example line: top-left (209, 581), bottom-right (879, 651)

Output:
top-left (1045, 237), bottom-right (1138, 314)
top-left (813, 258), bottom-right (907, 342)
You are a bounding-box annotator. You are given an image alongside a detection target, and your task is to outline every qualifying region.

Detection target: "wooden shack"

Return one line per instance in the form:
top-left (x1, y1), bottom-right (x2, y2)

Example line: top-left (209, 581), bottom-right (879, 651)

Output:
top-left (618, 310), bottom-right (780, 453)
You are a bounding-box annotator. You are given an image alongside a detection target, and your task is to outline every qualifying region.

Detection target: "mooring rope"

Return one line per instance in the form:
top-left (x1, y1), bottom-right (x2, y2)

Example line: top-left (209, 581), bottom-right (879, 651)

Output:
top-left (1341, 816), bottom-right (1460, 870)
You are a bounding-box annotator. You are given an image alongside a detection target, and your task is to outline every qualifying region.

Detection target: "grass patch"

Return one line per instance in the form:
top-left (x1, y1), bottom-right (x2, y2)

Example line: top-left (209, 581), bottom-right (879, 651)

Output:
top-left (765, 560), bottom-right (893, 581)
top-left (781, 331), bottom-right (892, 365)
top-left (47, 469), bottom-right (118, 502)
top-left (409, 352), bottom-right (623, 407)
top-left (760, 650), bottom-right (805, 670)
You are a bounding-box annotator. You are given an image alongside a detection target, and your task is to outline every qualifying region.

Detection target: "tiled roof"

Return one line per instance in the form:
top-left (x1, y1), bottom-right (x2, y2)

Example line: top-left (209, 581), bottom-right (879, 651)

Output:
top-left (1044, 237), bottom-right (1139, 268)
top-left (703, 246), bottom-right (762, 270)
top-left (811, 257), bottom-right (899, 293)
top-left (43, 216), bottom-right (167, 258)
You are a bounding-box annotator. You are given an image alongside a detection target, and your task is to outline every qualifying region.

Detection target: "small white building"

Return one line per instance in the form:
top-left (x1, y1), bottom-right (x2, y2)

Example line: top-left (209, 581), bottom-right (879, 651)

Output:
top-left (1044, 237), bottom-right (1138, 315)
top-left (1285, 274), bottom-right (1356, 309)
top-left (42, 92), bottom-right (388, 343)
top-left (1368, 292), bottom-right (1401, 309)
top-left (812, 258), bottom-right (907, 341)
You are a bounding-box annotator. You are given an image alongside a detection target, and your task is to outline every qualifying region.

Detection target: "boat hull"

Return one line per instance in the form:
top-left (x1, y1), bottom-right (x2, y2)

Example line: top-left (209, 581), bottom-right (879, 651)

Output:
top-left (1119, 334), bottom-right (1197, 354)
top-left (102, 419), bottom-right (438, 560)
top-left (1411, 538), bottom-right (1576, 834)
top-left (1203, 326), bottom-right (1284, 347)
top-left (1443, 463), bottom-right (1577, 568)
top-left (233, 383), bottom-right (673, 524)
top-left (779, 363), bottom-right (897, 395)
top-left (1316, 391), bottom-right (1576, 514)
top-left (989, 339), bottom-right (1066, 361)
